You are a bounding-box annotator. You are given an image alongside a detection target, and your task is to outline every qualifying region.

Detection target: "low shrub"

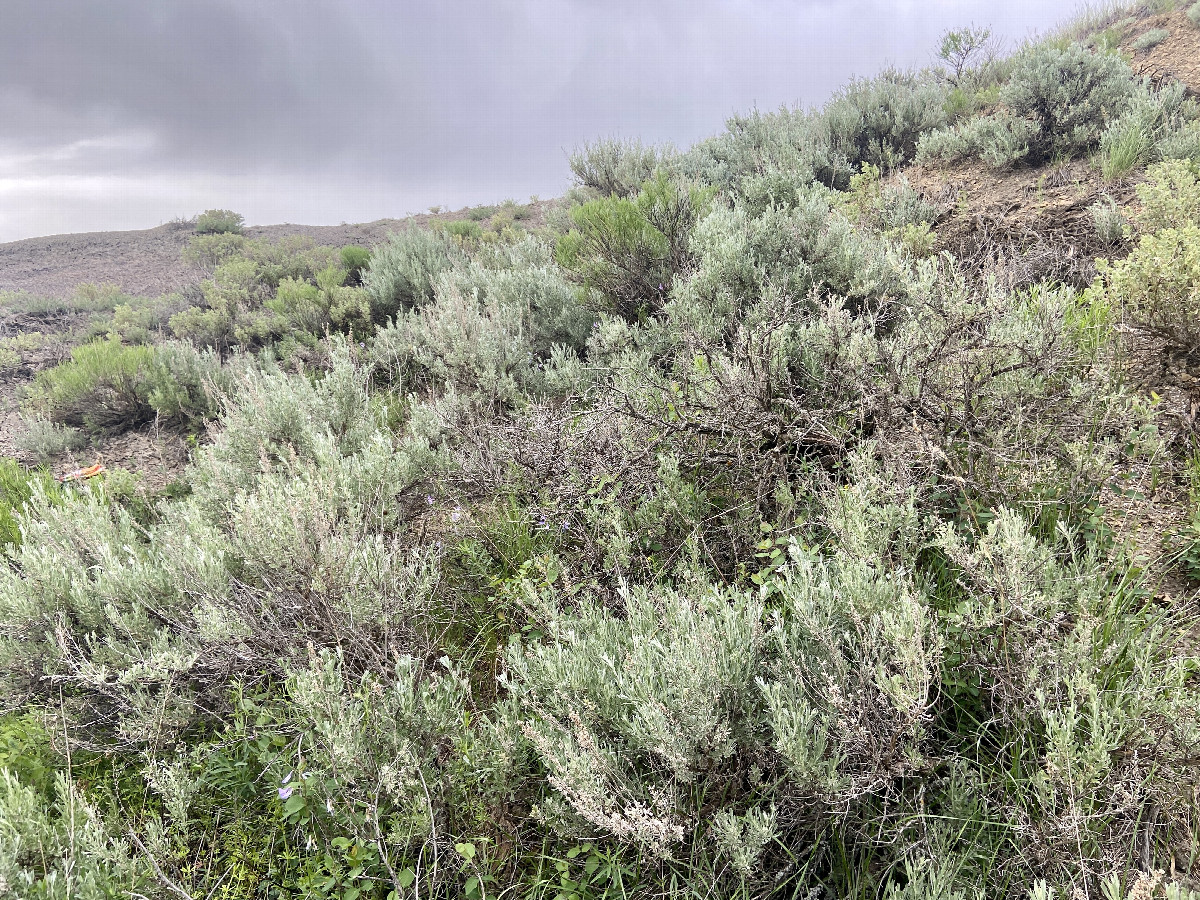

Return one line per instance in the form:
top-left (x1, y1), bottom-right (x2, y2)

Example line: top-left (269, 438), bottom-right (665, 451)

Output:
top-left (569, 138), bottom-right (675, 199)
top-left (556, 171), bottom-right (710, 322)
top-left (924, 42), bottom-right (1137, 170)
top-left (29, 337), bottom-right (156, 432)
top-left (339, 244), bottom-right (371, 284)
top-left (372, 238), bottom-right (592, 402)
top-left (0, 767), bottom-right (144, 895)
top-left (442, 219), bottom-right (484, 243)
top-left (682, 105), bottom-right (831, 198)
top-left (1089, 194), bottom-right (1127, 244)
top-left (1191, 1), bottom-right (1200, 28)
top-left (194, 208), bottom-right (245, 234)
top-left (466, 204), bottom-right (498, 221)
top-left (1000, 41), bottom-right (1134, 164)
top-left (27, 338), bottom-right (227, 434)
top-left (1159, 119), bottom-right (1200, 161)
top-left (170, 256), bottom-right (281, 352)
top-left (819, 69), bottom-right (950, 176)
top-left (1096, 224), bottom-right (1200, 351)
top-left (182, 231), bottom-right (247, 269)
top-left (362, 227), bottom-right (462, 323)
top-left (875, 177), bottom-right (939, 231)
top-left (105, 295), bottom-right (181, 344)
top-left (12, 415), bottom-right (87, 464)
top-left (917, 112), bottom-right (1038, 168)
top-left (143, 341), bottom-right (231, 430)
top-left (265, 266), bottom-right (371, 340)
top-left (1132, 27), bottom-right (1169, 51)
top-left (1095, 160), bottom-right (1200, 349)
top-left (1130, 157), bottom-right (1200, 231)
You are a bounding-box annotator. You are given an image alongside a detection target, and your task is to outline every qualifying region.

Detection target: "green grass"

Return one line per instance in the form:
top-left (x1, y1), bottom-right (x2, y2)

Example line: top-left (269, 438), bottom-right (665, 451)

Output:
top-left (1100, 119), bottom-right (1153, 180)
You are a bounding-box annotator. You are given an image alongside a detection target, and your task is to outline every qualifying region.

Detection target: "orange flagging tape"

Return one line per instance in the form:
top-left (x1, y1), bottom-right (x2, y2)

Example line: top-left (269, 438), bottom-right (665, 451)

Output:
top-left (59, 463), bottom-right (106, 483)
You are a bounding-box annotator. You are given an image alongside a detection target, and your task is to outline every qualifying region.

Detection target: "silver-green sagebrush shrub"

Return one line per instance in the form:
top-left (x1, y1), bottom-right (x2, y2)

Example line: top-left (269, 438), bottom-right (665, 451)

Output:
top-left (569, 138), bottom-right (677, 200)
top-left (1132, 28), bottom-right (1169, 52)
top-left (362, 226), bottom-right (464, 324)
top-left (1090, 195), bottom-right (1128, 244)
top-left (938, 510), bottom-right (1200, 878)
top-left (819, 70), bottom-right (950, 175)
top-left (372, 238), bottom-right (593, 403)
top-left (682, 105), bottom-right (829, 201)
top-left (670, 186), bottom-right (902, 342)
top-left (921, 42), bottom-right (1135, 169)
top-left (1000, 42), bottom-right (1135, 164)
top-left (216, 650), bottom-right (527, 896)
top-left (917, 111), bottom-right (1040, 168)
top-left (0, 768), bottom-right (143, 897)
top-left (12, 416), bottom-right (87, 464)
top-left (0, 343), bottom-right (445, 747)
top-left (504, 475), bottom-right (936, 877)
top-left (685, 69), bottom-right (947, 200)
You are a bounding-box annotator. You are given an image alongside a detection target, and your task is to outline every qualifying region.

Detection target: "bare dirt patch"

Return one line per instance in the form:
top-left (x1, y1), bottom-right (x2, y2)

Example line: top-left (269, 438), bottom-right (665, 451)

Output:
top-left (1123, 9), bottom-right (1200, 94)
top-left (904, 156), bottom-right (1130, 289)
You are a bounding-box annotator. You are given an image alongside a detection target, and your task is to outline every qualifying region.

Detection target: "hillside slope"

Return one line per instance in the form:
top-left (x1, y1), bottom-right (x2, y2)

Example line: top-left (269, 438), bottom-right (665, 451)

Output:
top-left (3, 3), bottom-right (1200, 899)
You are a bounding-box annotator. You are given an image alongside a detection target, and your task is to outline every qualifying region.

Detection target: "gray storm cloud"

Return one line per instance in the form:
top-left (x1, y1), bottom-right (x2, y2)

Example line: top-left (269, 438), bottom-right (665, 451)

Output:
top-left (0, 0), bottom-right (1077, 241)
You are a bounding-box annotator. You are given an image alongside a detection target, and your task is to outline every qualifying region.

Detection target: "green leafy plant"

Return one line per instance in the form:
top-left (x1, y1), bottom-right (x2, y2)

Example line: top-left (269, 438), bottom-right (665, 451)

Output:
top-left (442, 219), bottom-right (485, 243)
top-left (339, 245), bottom-right (371, 285)
top-left (936, 26), bottom-right (995, 88)
top-left (195, 208), bottom-right (246, 234)
top-left (556, 171), bottom-right (710, 321)
top-left (28, 337), bottom-right (156, 432)
top-left (0, 457), bottom-right (60, 551)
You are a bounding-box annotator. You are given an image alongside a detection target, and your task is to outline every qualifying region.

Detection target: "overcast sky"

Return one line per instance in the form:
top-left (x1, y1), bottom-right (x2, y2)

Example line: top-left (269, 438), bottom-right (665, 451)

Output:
top-left (0, 0), bottom-right (1078, 242)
